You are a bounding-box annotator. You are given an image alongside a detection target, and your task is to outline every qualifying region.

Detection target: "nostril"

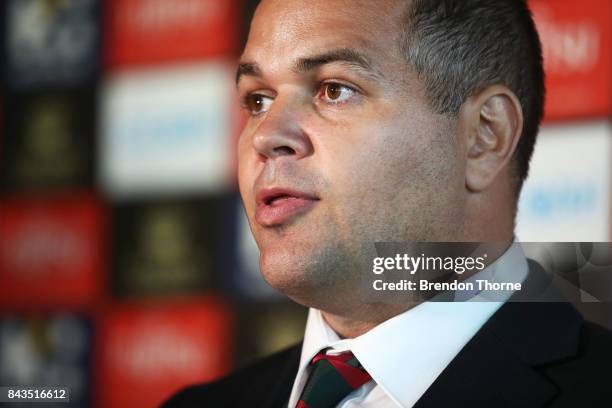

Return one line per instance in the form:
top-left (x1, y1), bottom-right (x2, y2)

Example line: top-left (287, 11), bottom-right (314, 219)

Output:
top-left (273, 146), bottom-right (296, 156)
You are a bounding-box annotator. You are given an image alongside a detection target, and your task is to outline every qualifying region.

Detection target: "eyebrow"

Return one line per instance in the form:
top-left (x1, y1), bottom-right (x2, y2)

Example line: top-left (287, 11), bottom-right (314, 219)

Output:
top-left (236, 48), bottom-right (383, 86)
top-left (235, 62), bottom-right (261, 85)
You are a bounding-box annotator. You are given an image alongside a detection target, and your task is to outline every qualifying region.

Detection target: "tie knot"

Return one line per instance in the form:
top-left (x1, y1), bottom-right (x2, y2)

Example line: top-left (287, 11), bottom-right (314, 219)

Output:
top-left (297, 350), bottom-right (372, 408)
top-left (310, 351), bottom-right (369, 384)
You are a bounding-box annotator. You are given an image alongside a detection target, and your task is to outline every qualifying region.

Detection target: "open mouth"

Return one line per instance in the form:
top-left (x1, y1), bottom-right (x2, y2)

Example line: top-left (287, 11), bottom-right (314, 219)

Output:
top-left (255, 188), bottom-right (319, 227)
top-left (266, 194), bottom-right (299, 206)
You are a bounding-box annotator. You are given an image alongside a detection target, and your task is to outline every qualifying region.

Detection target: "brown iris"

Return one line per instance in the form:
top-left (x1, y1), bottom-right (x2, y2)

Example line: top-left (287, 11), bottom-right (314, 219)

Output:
top-left (324, 83), bottom-right (342, 100)
top-left (246, 94), bottom-right (265, 114)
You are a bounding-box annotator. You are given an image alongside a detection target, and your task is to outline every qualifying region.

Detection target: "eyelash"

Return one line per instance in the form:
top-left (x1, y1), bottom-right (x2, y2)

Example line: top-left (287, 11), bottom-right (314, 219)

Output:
top-left (240, 81), bottom-right (360, 117)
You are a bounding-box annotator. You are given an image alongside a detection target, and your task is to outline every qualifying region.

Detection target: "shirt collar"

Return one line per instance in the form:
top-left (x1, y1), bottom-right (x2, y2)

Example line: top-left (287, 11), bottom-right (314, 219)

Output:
top-left (289, 242), bottom-right (528, 408)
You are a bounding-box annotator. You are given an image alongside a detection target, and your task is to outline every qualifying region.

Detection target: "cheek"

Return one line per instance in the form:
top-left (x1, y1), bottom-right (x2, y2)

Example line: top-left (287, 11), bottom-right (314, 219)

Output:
top-left (309, 123), bottom-right (413, 241)
top-left (237, 143), bottom-right (256, 213)
top-left (331, 123), bottom-right (422, 199)
top-left (238, 173), bottom-right (252, 212)
top-left (321, 113), bottom-right (458, 234)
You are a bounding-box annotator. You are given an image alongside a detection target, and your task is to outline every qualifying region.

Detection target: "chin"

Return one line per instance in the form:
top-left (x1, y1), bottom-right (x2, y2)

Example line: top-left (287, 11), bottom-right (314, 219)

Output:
top-left (257, 242), bottom-right (329, 296)
top-left (259, 239), bottom-right (356, 307)
top-left (259, 247), bottom-right (305, 288)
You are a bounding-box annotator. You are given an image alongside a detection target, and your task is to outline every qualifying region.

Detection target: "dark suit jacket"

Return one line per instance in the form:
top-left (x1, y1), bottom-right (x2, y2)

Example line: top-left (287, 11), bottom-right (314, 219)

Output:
top-left (162, 263), bottom-right (612, 407)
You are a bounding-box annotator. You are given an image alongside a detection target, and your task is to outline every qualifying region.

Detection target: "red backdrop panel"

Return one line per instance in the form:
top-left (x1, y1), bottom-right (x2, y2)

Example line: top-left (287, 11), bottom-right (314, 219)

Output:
top-left (531, 0), bottom-right (612, 121)
top-left (0, 192), bottom-right (107, 310)
top-left (105, 0), bottom-right (239, 68)
top-left (96, 300), bottom-right (232, 408)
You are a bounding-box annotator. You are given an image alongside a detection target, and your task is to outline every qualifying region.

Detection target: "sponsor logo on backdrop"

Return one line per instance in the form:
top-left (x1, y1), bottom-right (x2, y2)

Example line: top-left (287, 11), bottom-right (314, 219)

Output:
top-left (122, 0), bottom-right (222, 31)
top-left (98, 303), bottom-right (231, 408)
top-left (0, 90), bottom-right (95, 193)
top-left (531, 0), bottom-right (611, 120)
top-left (537, 9), bottom-right (600, 73)
top-left (517, 122), bottom-right (611, 241)
top-left (11, 98), bottom-right (85, 189)
top-left (101, 63), bottom-right (234, 196)
top-left (4, 215), bottom-right (87, 275)
top-left (522, 181), bottom-right (597, 219)
top-left (109, 326), bottom-right (210, 379)
top-left (106, 0), bottom-right (237, 66)
top-left (6, 0), bottom-right (99, 87)
top-left (0, 194), bottom-right (105, 309)
top-left (113, 200), bottom-right (220, 297)
top-left (0, 315), bottom-right (91, 406)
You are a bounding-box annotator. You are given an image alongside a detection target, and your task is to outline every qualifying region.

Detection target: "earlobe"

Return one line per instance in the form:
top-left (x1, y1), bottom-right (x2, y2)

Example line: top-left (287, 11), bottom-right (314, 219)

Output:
top-left (463, 86), bottom-right (523, 192)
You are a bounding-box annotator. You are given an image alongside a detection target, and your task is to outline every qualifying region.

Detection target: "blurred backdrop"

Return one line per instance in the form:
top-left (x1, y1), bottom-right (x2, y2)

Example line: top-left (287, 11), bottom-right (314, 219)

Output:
top-left (0, 0), bottom-right (610, 407)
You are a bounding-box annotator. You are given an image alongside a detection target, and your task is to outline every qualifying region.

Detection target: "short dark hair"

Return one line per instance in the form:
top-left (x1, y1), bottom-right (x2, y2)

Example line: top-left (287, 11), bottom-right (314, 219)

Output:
top-left (400, 0), bottom-right (545, 191)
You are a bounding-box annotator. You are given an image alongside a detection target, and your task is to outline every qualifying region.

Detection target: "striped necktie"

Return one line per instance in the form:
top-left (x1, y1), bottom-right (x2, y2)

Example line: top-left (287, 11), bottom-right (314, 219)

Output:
top-left (297, 350), bottom-right (372, 408)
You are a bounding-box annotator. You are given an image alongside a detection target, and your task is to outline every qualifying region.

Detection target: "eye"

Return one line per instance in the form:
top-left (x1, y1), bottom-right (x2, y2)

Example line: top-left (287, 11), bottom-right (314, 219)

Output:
top-left (319, 82), bottom-right (357, 104)
top-left (243, 93), bottom-right (273, 116)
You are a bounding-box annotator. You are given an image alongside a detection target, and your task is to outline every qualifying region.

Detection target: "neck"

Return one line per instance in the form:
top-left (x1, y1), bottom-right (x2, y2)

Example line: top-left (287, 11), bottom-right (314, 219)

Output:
top-left (320, 303), bottom-right (414, 338)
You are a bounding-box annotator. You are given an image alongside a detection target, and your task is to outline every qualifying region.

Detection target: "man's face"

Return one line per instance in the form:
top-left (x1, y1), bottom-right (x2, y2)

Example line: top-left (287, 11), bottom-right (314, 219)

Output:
top-left (237, 0), bottom-right (466, 306)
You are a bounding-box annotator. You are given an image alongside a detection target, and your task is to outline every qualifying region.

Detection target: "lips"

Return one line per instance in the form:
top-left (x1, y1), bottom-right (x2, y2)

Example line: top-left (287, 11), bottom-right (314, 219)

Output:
top-left (255, 187), bottom-right (319, 227)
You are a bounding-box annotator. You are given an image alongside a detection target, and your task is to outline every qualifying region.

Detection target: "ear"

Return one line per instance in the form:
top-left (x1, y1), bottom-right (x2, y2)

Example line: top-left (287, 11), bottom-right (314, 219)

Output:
top-left (460, 85), bottom-right (524, 192)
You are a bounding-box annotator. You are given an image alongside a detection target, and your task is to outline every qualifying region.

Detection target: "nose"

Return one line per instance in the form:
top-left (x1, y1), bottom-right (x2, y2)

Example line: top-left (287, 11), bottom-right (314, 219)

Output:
top-left (251, 97), bottom-right (313, 161)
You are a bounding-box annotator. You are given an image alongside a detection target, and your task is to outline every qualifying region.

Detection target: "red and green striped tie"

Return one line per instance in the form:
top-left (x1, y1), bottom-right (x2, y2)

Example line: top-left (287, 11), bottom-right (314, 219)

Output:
top-left (296, 350), bottom-right (372, 408)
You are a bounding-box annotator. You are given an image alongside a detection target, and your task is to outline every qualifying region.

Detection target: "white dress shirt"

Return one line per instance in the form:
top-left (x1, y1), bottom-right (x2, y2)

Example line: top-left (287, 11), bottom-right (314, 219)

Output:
top-left (287, 242), bottom-right (529, 408)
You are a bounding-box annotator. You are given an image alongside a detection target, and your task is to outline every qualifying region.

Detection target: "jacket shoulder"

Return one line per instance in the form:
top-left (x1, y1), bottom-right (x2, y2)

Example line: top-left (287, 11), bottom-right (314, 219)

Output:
top-left (161, 343), bottom-right (302, 408)
top-left (543, 320), bottom-right (612, 406)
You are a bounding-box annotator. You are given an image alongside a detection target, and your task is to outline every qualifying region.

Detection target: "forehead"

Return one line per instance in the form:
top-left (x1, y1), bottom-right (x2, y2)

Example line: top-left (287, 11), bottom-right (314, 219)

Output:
top-left (243, 0), bottom-right (404, 66)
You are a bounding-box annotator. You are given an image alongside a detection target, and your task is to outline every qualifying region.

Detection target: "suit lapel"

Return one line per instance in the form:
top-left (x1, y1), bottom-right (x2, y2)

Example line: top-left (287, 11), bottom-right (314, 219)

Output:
top-left (258, 343), bottom-right (302, 408)
top-left (415, 291), bottom-right (583, 407)
top-left (414, 319), bottom-right (557, 407)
